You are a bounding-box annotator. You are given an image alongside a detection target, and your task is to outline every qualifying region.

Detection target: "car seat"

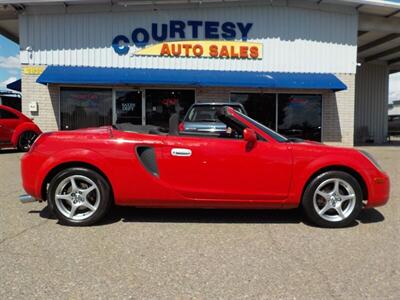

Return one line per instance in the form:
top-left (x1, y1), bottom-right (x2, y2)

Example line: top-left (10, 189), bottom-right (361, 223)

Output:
top-left (169, 113), bottom-right (179, 135)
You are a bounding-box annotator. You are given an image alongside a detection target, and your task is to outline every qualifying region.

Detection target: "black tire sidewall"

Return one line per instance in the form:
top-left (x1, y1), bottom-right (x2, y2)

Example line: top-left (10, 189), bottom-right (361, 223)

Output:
top-left (302, 171), bottom-right (363, 228)
top-left (48, 167), bottom-right (112, 226)
top-left (17, 131), bottom-right (37, 152)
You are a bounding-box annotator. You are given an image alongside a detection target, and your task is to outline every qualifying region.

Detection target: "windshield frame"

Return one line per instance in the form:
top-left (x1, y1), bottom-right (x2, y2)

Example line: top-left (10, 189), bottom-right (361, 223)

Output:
top-left (234, 110), bottom-right (289, 142)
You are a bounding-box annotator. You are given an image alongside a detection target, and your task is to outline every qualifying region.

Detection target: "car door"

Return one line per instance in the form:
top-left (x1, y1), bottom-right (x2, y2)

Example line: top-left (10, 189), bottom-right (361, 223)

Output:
top-left (0, 108), bottom-right (20, 144)
top-left (157, 134), bottom-right (292, 202)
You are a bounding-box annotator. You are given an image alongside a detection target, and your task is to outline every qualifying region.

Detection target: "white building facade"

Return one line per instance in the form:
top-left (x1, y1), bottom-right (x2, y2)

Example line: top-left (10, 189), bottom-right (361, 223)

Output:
top-left (1, 0), bottom-right (399, 146)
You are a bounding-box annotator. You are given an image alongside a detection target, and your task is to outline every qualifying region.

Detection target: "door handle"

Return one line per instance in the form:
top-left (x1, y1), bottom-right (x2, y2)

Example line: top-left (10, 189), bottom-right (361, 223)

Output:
top-left (171, 148), bottom-right (192, 157)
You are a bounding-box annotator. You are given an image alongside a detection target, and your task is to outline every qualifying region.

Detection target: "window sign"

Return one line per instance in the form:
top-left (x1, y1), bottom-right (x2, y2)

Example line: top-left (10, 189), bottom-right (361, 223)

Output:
top-left (115, 91), bottom-right (142, 125)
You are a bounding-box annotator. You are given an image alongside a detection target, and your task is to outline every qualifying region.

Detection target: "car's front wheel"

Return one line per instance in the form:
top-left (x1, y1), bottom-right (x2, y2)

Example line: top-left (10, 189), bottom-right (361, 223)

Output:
top-left (48, 167), bottom-right (112, 226)
top-left (302, 171), bottom-right (363, 228)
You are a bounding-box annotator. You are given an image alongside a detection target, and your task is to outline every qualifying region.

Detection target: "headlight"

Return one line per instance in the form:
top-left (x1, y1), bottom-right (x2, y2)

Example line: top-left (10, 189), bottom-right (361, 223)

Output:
top-left (359, 150), bottom-right (382, 171)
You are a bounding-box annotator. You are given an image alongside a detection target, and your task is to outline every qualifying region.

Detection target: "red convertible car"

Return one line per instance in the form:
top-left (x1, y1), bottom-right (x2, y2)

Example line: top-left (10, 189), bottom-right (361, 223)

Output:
top-left (20, 107), bottom-right (389, 227)
top-left (0, 105), bottom-right (41, 151)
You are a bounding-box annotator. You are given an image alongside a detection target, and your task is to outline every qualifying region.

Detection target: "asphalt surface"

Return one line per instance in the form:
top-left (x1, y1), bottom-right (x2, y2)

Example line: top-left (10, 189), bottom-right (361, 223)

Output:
top-left (0, 147), bottom-right (399, 299)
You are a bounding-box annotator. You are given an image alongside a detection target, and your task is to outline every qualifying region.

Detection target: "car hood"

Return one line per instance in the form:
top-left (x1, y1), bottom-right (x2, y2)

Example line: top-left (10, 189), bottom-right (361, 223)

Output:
top-left (289, 139), bottom-right (359, 155)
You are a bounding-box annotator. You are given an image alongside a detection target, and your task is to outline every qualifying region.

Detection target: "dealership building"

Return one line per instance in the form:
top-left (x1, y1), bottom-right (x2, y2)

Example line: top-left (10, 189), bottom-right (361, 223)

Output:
top-left (1, 0), bottom-right (400, 145)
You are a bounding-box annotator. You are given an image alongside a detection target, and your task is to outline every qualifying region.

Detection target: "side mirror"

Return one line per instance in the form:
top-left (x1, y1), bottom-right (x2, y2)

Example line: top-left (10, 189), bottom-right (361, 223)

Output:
top-left (243, 128), bottom-right (257, 143)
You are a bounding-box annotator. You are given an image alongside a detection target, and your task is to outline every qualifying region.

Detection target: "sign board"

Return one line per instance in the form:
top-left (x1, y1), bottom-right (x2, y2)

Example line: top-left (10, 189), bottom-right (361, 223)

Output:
top-left (134, 40), bottom-right (262, 59)
top-left (23, 66), bottom-right (45, 75)
top-left (112, 20), bottom-right (257, 60)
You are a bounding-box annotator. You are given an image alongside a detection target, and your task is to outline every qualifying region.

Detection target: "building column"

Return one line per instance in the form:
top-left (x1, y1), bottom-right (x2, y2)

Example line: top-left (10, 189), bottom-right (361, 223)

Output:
top-left (322, 73), bottom-right (356, 147)
top-left (354, 63), bottom-right (389, 144)
top-left (21, 65), bottom-right (60, 132)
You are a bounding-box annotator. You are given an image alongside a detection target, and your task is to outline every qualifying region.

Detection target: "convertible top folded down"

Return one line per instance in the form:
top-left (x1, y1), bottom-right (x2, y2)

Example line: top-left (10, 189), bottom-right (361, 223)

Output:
top-left (114, 123), bottom-right (168, 135)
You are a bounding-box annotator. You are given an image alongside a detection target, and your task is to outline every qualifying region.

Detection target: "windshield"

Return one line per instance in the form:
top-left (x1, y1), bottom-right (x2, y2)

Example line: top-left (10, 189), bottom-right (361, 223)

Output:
top-left (235, 111), bottom-right (289, 142)
top-left (187, 105), bottom-right (244, 122)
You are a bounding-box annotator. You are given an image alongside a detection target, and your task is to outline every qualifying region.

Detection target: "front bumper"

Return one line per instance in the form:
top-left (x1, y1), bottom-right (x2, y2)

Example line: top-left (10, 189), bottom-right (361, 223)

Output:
top-left (365, 172), bottom-right (390, 208)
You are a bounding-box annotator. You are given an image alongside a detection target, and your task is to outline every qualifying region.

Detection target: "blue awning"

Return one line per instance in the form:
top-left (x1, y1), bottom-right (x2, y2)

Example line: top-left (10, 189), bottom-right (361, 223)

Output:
top-left (37, 66), bottom-right (347, 91)
top-left (6, 79), bottom-right (21, 92)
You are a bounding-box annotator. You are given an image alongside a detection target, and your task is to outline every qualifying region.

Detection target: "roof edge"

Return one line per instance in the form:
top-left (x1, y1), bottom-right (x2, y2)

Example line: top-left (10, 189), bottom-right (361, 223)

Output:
top-left (337, 0), bottom-right (400, 9)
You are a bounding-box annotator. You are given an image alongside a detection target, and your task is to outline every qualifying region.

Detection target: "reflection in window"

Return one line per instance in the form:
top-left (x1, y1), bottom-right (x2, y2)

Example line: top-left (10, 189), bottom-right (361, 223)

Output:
top-left (231, 93), bottom-right (276, 130)
top-left (145, 89), bottom-right (194, 128)
top-left (278, 94), bottom-right (322, 141)
top-left (60, 88), bottom-right (112, 130)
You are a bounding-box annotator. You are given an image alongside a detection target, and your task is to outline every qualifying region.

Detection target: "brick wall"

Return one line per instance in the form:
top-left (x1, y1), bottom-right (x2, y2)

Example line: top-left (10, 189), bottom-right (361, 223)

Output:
top-left (21, 67), bottom-right (59, 132)
top-left (322, 73), bottom-right (355, 147)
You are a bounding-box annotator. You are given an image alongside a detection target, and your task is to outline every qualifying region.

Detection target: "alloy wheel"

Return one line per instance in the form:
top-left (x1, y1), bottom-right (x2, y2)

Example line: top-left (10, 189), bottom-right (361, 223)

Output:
top-left (54, 175), bottom-right (100, 221)
top-left (313, 178), bottom-right (356, 222)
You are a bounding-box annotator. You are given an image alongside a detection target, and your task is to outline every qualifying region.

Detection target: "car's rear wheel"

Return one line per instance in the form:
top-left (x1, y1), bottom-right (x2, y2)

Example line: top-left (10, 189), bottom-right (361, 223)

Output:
top-left (48, 167), bottom-right (112, 226)
top-left (302, 171), bottom-right (363, 228)
top-left (17, 131), bottom-right (38, 152)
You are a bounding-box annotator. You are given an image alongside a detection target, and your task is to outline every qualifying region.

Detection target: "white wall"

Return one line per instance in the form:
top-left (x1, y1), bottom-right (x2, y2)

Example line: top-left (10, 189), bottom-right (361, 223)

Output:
top-left (19, 4), bottom-right (358, 74)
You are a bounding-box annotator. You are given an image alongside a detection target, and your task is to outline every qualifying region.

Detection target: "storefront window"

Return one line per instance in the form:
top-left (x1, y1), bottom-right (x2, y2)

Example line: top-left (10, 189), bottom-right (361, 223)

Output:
top-left (115, 90), bottom-right (142, 125)
top-left (60, 88), bottom-right (112, 130)
top-left (145, 89), bottom-right (194, 128)
top-left (1, 96), bottom-right (21, 111)
top-left (231, 93), bottom-right (276, 130)
top-left (278, 94), bottom-right (322, 141)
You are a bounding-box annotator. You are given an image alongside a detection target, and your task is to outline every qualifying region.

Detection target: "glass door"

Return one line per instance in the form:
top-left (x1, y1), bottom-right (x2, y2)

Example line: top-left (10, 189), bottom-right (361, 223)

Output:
top-left (114, 90), bottom-right (143, 125)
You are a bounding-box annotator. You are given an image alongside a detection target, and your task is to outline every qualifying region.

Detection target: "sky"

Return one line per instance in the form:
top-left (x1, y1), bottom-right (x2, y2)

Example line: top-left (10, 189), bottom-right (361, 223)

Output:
top-left (0, 35), bottom-right (20, 91)
top-left (0, 34), bottom-right (399, 101)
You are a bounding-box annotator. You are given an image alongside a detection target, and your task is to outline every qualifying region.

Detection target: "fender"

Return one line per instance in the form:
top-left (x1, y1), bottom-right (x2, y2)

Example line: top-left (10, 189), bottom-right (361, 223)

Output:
top-left (287, 153), bottom-right (371, 206)
top-left (11, 122), bottom-right (41, 147)
top-left (33, 148), bottom-right (114, 200)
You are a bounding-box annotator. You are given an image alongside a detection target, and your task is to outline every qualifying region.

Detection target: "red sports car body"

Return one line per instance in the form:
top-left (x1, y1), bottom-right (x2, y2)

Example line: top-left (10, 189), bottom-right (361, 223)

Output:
top-left (0, 105), bottom-right (41, 151)
top-left (20, 107), bottom-right (389, 227)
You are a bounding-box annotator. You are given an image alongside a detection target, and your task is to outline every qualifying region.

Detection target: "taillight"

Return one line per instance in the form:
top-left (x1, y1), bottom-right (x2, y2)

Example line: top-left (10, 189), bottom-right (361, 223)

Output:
top-left (178, 122), bottom-right (185, 131)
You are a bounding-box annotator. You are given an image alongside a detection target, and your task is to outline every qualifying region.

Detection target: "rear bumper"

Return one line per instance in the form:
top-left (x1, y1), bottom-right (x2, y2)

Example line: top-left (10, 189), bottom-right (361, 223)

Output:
top-left (21, 151), bottom-right (47, 200)
top-left (365, 172), bottom-right (390, 208)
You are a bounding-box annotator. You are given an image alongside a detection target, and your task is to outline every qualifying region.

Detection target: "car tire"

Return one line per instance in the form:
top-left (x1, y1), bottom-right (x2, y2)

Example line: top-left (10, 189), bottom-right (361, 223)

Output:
top-left (48, 167), bottom-right (112, 226)
top-left (17, 131), bottom-right (38, 152)
top-left (302, 171), bottom-right (363, 228)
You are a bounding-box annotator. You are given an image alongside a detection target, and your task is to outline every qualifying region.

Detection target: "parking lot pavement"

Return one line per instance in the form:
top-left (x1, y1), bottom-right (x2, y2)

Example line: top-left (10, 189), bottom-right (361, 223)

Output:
top-left (0, 147), bottom-right (399, 299)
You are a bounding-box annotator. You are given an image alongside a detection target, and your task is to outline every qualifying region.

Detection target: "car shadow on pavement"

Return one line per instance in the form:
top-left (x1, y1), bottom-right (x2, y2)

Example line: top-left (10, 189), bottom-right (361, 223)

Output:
top-left (30, 205), bottom-right (385, 227)
top-left (101, 206), bottom-right (385, 227)
top-left (357, 208), bottom-right (385, 224)
top-left (117, 207), bottom-right (304, 225)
